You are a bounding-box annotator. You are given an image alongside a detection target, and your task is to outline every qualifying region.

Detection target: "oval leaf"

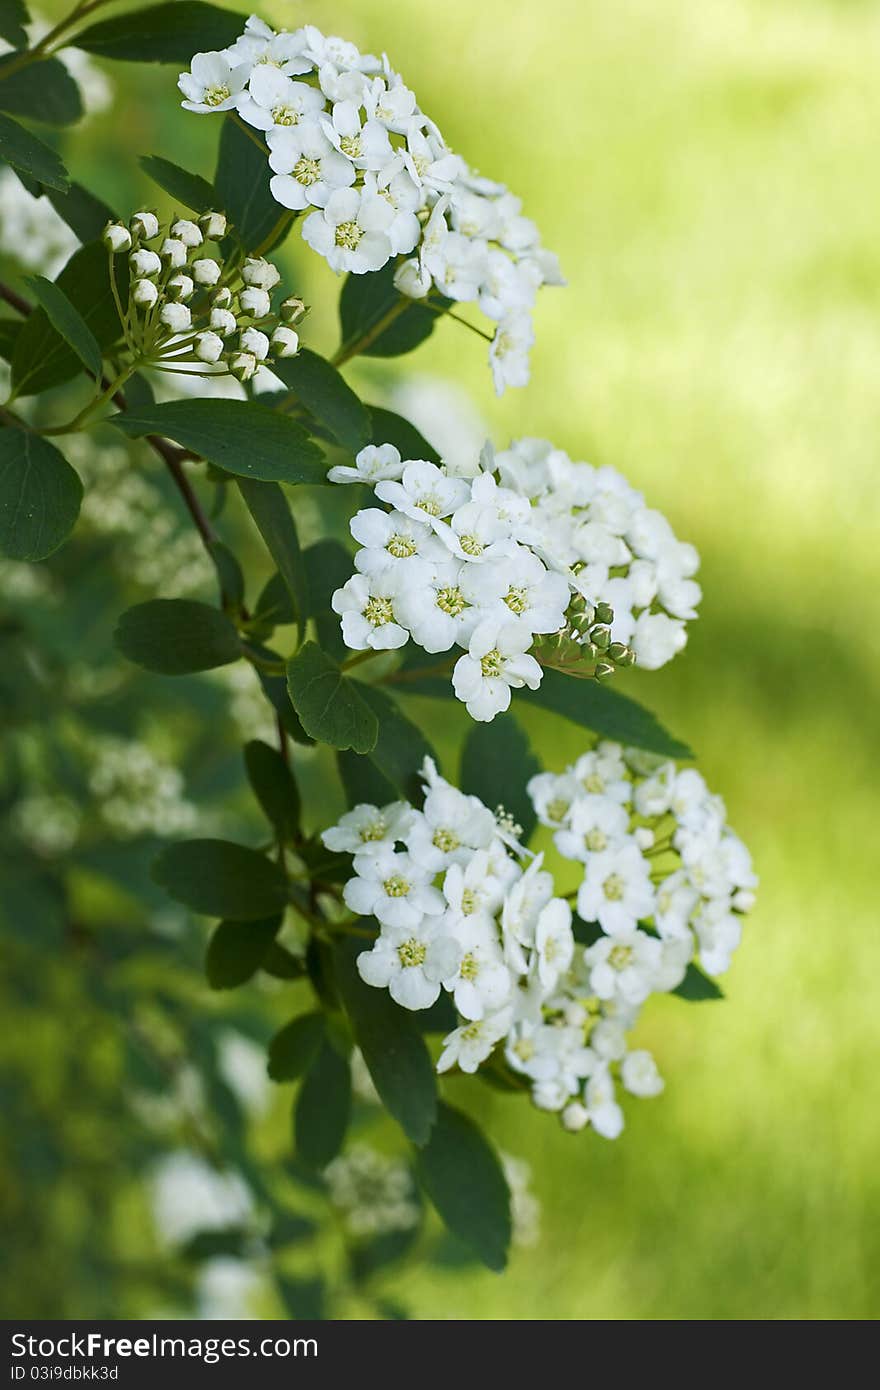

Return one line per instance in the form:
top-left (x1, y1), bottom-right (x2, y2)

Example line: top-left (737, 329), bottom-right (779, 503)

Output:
top-left (518, 668), bottom-right (692, 758)
top-left (110, 399), bottom-right (325, 485)
top-left (152, 839), bottom-right (289, 920)
top-left (273, 349), bottom-right (370, 454)
top-left (115, 599), bottom-right (241, 674)
top-left (0, 54), bottom-right (83, 127)
top-left (73, 2), bottom-right (246, 63)
top-left (294, 1039), bottom-right (351, 1168)
top-left (672, 963), bottom-right (724, 1002)
top-left (0, 0), bottom-right (29, 47)
top-left (367, 404), bottom-right (441, 465)
top-left (0, 426), bottom-right (82, 560)
top-left (267, 1011), bottom-right (325, 1082)
top-left (244, 738), bottom-right (300, 842)
top-left (339, 260), bottom-right (447, 359)
top-left (237, 478), bottom-right (308, 638)
top-left (460, 714), bottom-right (540, 843)
top-left (205, 914), bottom-right (282, 988)
top-left (286, 641), bottom-right (378, 754)
top-left (0, 111), bottom-right (68, 191)
top-left (24, 274), bottom-right (102, 379)
top-left (12, 241), bottom-right (125, 396)
top-left (215, 113), bottom-right (289, 253)
top-left (139, 154), bottom-right (216, 213)
top-left (416, 1103), bottom-right (511, 1272)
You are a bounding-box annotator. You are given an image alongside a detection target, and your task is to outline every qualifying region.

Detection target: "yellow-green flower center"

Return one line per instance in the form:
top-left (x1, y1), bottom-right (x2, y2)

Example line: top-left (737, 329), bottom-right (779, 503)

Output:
top-left (272, 105), bottom-right (299, 127)
top-left (433, 827), bottom-right (460, 853)
top-left (585, 828), bottom-right (607, 853)
top-left (480, 648), bottom-right (504, 679)
top-left (364, 596), bottom-right (394, 627)
top-left (460, 952), bottom-right (479, 980)
top-left (460, 888), bottom-right (479, 915)
top-left (608, 944), bottom-right (633, 970)
top-left (339, 134), bottom-right (362, 158)
top-left (335, 220), bottom-right (363, 250)
top-left (459, 533), bottom-right (484, 557)
top-left (384, 875), bottom-right (411, 899)
top-left (204, 85), bottom-right (230, 107)
top-left (512, 1037), bottom-right (534, 1062)
top-left (603, 873), bottom-right (625, 901)
top-left (583, 772), bottom-right (605, 794)
top-left (397, 937), bottom-right (426, 967)
top-left (546, 798), bottom-right (570, 823)
top-left (504, 585), bottom-right (529, 615)
top-left (387, 533), bottom-right (417, 558)
top-left (416, 495), bottom-right (442, 517)
top-left (359, 817), bottom-right (387, 843)
top-left (293, 155), bottom-right (321, 185)
top-left (436, 585), bottom-right (467, 616)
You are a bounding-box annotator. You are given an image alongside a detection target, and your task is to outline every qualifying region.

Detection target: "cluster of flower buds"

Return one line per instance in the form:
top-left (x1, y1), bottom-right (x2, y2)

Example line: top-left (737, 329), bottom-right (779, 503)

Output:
top-left (102, 209), bottom-right (306, 381)
top-left (533, 594), bottom-right (636, 680)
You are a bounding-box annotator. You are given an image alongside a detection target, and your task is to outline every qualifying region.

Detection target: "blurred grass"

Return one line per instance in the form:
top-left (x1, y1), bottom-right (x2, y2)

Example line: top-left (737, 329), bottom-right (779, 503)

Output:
top-left (21, 0), bottom-right (880, 1318)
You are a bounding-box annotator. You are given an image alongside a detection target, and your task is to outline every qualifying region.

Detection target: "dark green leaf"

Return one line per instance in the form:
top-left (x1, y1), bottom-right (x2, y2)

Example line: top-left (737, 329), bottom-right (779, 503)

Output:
top-left (181, 1227), bottom-right (249, 1261)
top-left (0, 426), bottom-right (82, 560)
top-left (336, 749), bottom-right (397, 809)
top-left (267, 1011), bottom-right (324, 1082)
top-left (153, 839), bottom-right (289, 920)
top-left (273, 349), bottom-right (370, 454)
top-left (205, 914), bottom-right (281, 988)
top-left (366, 404), bottom-right (440, 465)
top-left (139, 154), bottom-right (215, 212)
top-left (254, 570), bottom-right (295, 629)
top-left (207, 539), bottom-right (245, 609)
top-left (518, 669), bottom-right (692, 757)
top-left (303, 538), bottom-right (352, 663)
top-left (244, 738), bottom-right (300, 841)
top-left (24, 274), bottom-right (102, 378)
top-left (261, 941), bottom-right (306, 980)
top-left (73, 2), bottom-right (246, 63)
top-left (277, 1275), bottom-right (325, 1320)
top-left (673, 963), bottom-right (724, 1001)
top-left (237, 478), bottom-right (308, 638)
top-left (297, 838), bottom-right (351, 885)
top-left (286, 641), bottom-right (378, 753)
top-left (0, 54), bottom-right (83, 126)
top-left (44, 181), bottom-right (115, 242)
top-left (115, 598), bottom-right (241, 673)
top-left (460, 714), bottom-right (539, 843)
top-left (215, 112), bottom-right (287, 254)
top-left (267, 1213), bottom-right (318, 1249)
top-left (416, 1103), bottom-right (511, 1272)
top-left (413, 992), bottom-right (458, 1035)
top-left (351, 1227), bottom-right (421, 1283)
top-left (339, 260), bottom-right (448, 358)
top-left (0, 111), bottom-right (67, 191)
top-left (355, 682), bottom-right (435, 801)
top-left (0, 318), bottom-right (21, 362)
top-left (334, 938), bottom-right (437, 1146)
top-left (256, 659), bottom-right (314, 745)
top-left (110, 399), bottom-right (325, 484)
top-left (294, 1039), bottom-right (351, 1168)
top-left (11, 240), bottom-right (124, 396)
top-left (0, 0), bottom-right (29, 48)
top-left (122, 371), bottom-right (155, 412)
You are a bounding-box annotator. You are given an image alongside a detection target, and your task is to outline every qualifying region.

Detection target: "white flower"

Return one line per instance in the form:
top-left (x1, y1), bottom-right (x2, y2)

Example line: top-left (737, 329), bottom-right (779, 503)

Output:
top-left (363, 75), bottom-right (419, 134)
top-left (194, 331), bottom-right (224, 364)
top-left (210, 307), bottom-right (237, 337)
top-left (237, 67), bottom-right (325, 131)
top-left (442, 918), bottom-right (513, 1020)
top-left (321, 98), bottom-right (393, 171)
top-left (442, 849), bottom-right (506, 931)
top-left (160, 238), bottom-right (187, 268)
top-left (437, 1008), bottom-right (512, 1074)
top-left (500, 854), bottom-right (555, 967)
top-left (356, 917), bottom-right (460, 1010)
top-left (630, 610), bottom-right (687, 670)
top-left (167, 274), bottom-right (194, 302)
top-left (533, 898), bottom-right (574, 992)
top-left (229, 351), bottom-right (257, 382)
top-left (393, 256), bottom-right (432, 299)
top-left (160, 303), bottom-right (192, 334)
top-left (129, 248), bottom-right (161, 278)
top-left (103, 221), bottom-right (131, 252)
top-left (404, 781), bottom-right (496, 872)
top-left (350, 507), bottom-right (446, 578)
top-left (691, 898), bottom-right (742, 975)
top-left (344, 847), bottom-right (444, 930)
top-left (394, 559), bottom-right (505, 654)
top-left (328, 442), bottom-right (404, 487)
top-left (477, 546), bottom-right (569, 633)
top-left (301, 186), bottom-right (394, 274)
top-left (240, 327), bottom-right (270, 361)
top-left (271, 326), bottom-right (299, 358)
top-left (452, 617), bottom-right (543, 721)
top-left (584, 1067), bottom-right (624, 1139)
top-left (171, 218), bottom-right (203, 248)
top-left (489, 313), bottom-right (534, 395)
top-left (267, 122), bottom-right (356, 210)
top-left (361, 168), bottom-right (422, 256)
top-left (527, 770), bottom-right (582, 828)
top-left (577, 842), bottom-right (655, 936)
top-left (130, 210), bottom-right (159, 240)
top-left (199, 210), bottom-right (227, 239)
top-left (242, 257), bottom-right (281, 290)
top-left (401, 123), bottom-right (463, 194)
top-left (375, 460), bottom-right (470, 528)
top-left (572, 745), bottom-right (631, 803)
top-left (131, 278), bottom-right (158, 309)
top-left (331, 571), bottom-right (413, 651)
top-left (584, 929), bottom-right (663, 1006)
top-left (239, 287), bottom-right (271, 318)
top-left (226, 18), bottom-right (312, 75)
top-left (561, 1101), bottom-right (589, 1132)
top-left (322, 801), bottom-right (414, 857)
top-left (179, 52), bottom-right (248, 113)
top-left (621, 1049), bottom-right (664, 1098)
top-left (554, 795), bottom-right (630, 862)
top-left (192, 258), bottom-right (221, 286)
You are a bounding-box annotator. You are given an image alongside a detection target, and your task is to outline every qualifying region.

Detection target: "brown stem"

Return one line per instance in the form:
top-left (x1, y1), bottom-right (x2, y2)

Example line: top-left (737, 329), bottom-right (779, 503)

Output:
top-left (0, 282), bottom-right (32, 317)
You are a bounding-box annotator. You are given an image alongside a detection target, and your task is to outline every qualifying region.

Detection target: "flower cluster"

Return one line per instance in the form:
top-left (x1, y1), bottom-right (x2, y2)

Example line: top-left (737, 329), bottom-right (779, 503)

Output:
top-left (328, 438), bottom-right (665, 722)
top-left (0, 167), bottom-right (78, 278)
top-left (86, 734), bottom-right (200, 838)
top-left (321, 746), bottom-right (755, 1139)
top-left (178, 17), bottom-right (563, 393)
top-left (324, 1145), bottom-right (420, 1237)
top-left (103, 209), bottom-right (303, 382)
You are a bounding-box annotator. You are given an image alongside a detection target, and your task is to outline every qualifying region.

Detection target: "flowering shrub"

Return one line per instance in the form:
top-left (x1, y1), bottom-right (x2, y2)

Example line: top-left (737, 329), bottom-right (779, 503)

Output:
top-left (0, 2), bottom-right (755, 1300)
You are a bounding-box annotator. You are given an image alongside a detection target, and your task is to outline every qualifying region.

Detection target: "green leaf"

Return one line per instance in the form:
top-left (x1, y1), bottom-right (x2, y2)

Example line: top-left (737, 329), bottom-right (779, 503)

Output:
top-left (518, 669), bottom-right (692, 757)
top-left (0, 318), bottom-right (21, 362)
top-left (73, 2), bottom-right (246, 63)
top-left (261, 941), bottom-right (307, 981)
top-left (153, 839), bottom-right (289, 920)
top-left (44, 181), bottom-right (115, 243)
top-left (673, 963), bottom-right (724, 1002)
top-left (205, 914), bottom-right (281, 988)
top-left (416, 1103), bottom-right (511, 1272)
top-left (11, 240), bottom-right (125, 396)
top-left (334, 938), bottom-right (437, 1146)
top-left (207, 538), bottom-right (245, 609)
top-left (336, 750), bottom-right (397, 809)
top-left (273, 349), bottom-right (370, 454)
top-left (294, 1039), bottom-right (351, 1168)
top-left (0, 111), bottom-right (68, 191)
top-left (0, 0), bottom-right (29, 48)
top-left (253, 570), bottom-right (294, 630)
top-left (0, 54), bottom-right (83, 126)
top-left (339, 260), bottom-right (448, 358)
top-left (215, 112), bottom-right (288, 254)
top-left (0, 426), bottom-right (82, 560)
top-left (110, 399), bottom-right (325, 484)
top-left (139, 154), bottom-right (215, 213)
top-left (237, 478), bottom-right (308, 638)
top-left (286, 641), bottom-right (378, 753)
top-left (181, 1227), bottom-right (249, 1261)
top-left (355, 683), bottom-right (436, 801)
top-left (24, 274), bottom-right (102, 378)
top-left (244, 738), bottom-right (300, 842)
top-left (366, 404), bottom-right (441, 465)
top-left (303, 538), bottom-right (353, 663)
top-left (115, 598), bottom-right (241, 674)
top-left (460, 714), bottom-right (540, 843)
top-left (267, 1011), bottom-right (325, 1082)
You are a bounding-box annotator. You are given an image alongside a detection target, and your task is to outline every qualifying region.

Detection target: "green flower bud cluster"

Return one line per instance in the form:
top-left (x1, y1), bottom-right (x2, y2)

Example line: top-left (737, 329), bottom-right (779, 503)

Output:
top-left (541, 592), bottom-right (636, 680)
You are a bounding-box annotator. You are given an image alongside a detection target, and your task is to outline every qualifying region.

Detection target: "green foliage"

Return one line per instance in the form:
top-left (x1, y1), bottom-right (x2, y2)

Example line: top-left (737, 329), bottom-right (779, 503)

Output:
top-left (0, 426), bottom-right (82, 560)
top-left (11, 241), bottom-right (124, 396)
top-left (237, 478), bottom-right (308, 638)
top-left (214, 113), bottom-right (288, 254)
top-left (303, 539), bottom-right (353, 662)
top-left (294, 1038), bottom-right (351, 1168)
top-left (205, 914), bottom-right (282, 988)
top-left (0, 55), bottom-right (83, 126)
top-left (416, 1103), bottom-right (512, 1271)
top-left (267, 1012), bottom-right (325, 1082)
top-left (0, 0), bottom-right (29, 48)
top-left (243, 738), bottom-right (300, 843)
top-left (286, 642), bottom-right (379, 753)
top-left (115, 598), bottom-right (242, 673)
top-left (73, 2), bottom-right (247, 64)
top-left (24, 275), bottom-right (102, 379)
top-left (0, 112), bottom-right (68, 191)
top-left (152, 839), bottom-right (289, 919)
top-left (43, 182), bottom-right (116, 243)
top-left (111, 399), bottom-right (326, 484)
top-left (673, 964), bottom-right (725, 1001)
top-left (460, 714), bottom-right (540, 842)
top-left (518, 669), bottom-right (692, 757)
top-left (366, 405), bottom-right (441, 464)
top-left (272, 349), bottom-right (371, 454)
top-left (339, 261), bottom-right (447, 358)
top-left (139, 154), bottom-right (215, 212)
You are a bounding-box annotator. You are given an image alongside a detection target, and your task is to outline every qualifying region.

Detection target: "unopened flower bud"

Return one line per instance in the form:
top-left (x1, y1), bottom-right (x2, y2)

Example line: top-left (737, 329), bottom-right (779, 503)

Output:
top-left (595, 661), bottom-right (615, 680)
top-left (615, 649), bottom-right (636, 667)
top-left (103, 221), bottom-right (132, 253)
top-left (633, 827), bottom-right (655, 851)
top-left (192, 258), bottom-right (221, 287)
top-left (563, 1003), bottom-right (587, 1028)
top-left (129, 248), bottom-right (161, 278)
top-left (131, 278), bottom-right (159, 309)
top-left (212, 286), bottom-right (233, 309)
top-left (590, 625), bottom-right (611, 651)
top-left (594, 601), bottom-right (614, 627)
top-left (230, 351), bottom-right (258, 382)
top-left (242, 256), bottom-right (280, 290)
top-left (393, 256), bottom-right (430, 299)
top-left (239, 287), bottom-right (271, 318)
top-left (167, 274), bottom-right (194, 302)
top-left (271, 326), bottom-right (299, 358)
top-left (240, 326), bottom-right (270, 361)
top-left (160, 302), bottom-right (192, 334)
top-left (733, 889), bottom-right (757, 912)
top-left (161, 238), bottom-right (187, 268)
top-left (279, 296), bottom-right (306, 324)
top-left (171, 218), bottom-right (203, 248)
top-left (130, 210), bottom-right (159, 241)
top-left (561, 1102), bottom-right (589, 1133)
top-left (608, 641), bottom-right (629, 661)
top-left (579, 640), bottom-right (599, 660)
top-left (199, 210), bottom-right (227, 240)
top-left (210, 307), bottom-right (237, 337)
top-left (194, 330), bottom-right (224, 363)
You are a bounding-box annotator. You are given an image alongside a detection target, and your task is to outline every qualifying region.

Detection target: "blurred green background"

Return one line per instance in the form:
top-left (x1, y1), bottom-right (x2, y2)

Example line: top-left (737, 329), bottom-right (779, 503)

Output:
top-left (3, 0), bottom-right (879, 1320)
